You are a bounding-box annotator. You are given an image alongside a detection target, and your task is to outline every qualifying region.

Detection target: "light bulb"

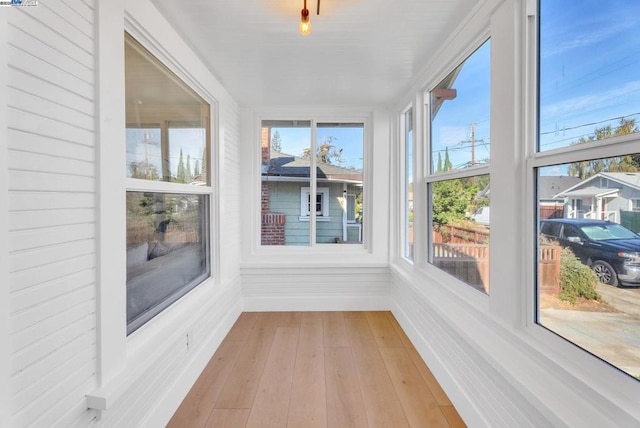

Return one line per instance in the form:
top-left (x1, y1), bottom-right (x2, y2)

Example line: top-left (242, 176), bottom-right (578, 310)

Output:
top-left (299, 4), bottom-right (311, 36)
top-left (299, 19), bottom-right (312, 36)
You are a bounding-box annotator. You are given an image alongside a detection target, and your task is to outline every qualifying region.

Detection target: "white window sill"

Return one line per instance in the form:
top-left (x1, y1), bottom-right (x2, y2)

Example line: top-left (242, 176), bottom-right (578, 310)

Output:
top-left (299, 216), bottom-right (331, 222)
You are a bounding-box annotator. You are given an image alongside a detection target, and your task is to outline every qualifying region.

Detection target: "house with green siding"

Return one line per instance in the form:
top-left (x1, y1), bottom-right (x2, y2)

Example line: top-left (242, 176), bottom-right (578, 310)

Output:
top-left (262, 149), bottom-right (363, 245)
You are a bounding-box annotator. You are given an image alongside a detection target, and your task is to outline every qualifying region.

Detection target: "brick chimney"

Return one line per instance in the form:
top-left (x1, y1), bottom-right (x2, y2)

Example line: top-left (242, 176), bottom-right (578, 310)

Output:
top-left (260, 126), bottom-right (286, 245)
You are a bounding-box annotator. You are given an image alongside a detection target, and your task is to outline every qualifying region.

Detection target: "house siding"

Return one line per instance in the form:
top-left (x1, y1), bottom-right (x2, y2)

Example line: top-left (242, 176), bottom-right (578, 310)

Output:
top-left (267, 181), bottom-right (353, 244)
top-left (6, 1), bottom-right (98, 427)
top-left (266, 181), bottom-right (308, 245)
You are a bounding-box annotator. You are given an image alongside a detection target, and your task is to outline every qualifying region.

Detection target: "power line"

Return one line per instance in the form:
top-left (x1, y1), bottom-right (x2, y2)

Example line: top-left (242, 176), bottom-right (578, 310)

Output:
top-left (540, 111), bottom-right (640, 136)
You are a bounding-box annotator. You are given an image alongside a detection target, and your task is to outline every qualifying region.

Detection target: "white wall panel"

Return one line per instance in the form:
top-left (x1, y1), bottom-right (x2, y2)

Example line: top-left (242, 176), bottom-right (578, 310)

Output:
top-left (9, 207), bottom-right (94, 231)
top-left (10, 268), bottom-right (94, 312)
top-left (9, 89), bottom-right (94, 131)
top-left (8, 109), bottom-right (94, 145)
top-left (9, 191), bottom-right (95, 211)
top-left (9, 254), bottom-right (95, 293)
top-left (10, 223), bottom-right (95, 252)
top-left (8, 71), bottom-right (94, 114)
top-left (6, 2), bottom-right (97, 426)
top-left (242, 265), bottom-right (391, 311)
top-left (13, 4), bottom-right (94, 53)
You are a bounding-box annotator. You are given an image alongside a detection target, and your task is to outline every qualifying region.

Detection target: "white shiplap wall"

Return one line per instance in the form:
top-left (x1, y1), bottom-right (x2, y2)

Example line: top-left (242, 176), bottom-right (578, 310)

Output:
top-left (4, 0), bottom-right (245, 427)
top-left (7, 1), bottom-right (98, 427)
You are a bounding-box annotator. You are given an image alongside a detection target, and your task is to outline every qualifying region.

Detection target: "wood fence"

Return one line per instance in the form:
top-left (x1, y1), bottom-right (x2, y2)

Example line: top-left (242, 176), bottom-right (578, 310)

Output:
top-left (432, 238), bottom-right (561, 295)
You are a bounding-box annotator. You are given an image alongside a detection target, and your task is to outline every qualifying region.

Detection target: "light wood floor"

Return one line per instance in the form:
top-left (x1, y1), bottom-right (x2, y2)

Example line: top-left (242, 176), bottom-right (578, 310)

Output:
top-left (168, 311), bottom-right (465, 428)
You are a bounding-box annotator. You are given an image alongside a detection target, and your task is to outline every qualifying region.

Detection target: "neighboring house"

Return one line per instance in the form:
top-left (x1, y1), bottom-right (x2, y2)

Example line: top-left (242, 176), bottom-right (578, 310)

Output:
top-left (469, 176), bottom-right (581, 223)
top-left (538, 175), bottom-right (582, 219)
top-left (262, 149), bottom-right (363, 244)
top-left (555, 172), bottom-right (640, 223)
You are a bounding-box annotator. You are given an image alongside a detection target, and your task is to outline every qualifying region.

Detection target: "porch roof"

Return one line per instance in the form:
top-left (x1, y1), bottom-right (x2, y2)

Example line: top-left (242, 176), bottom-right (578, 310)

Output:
top-left (558, 186), bottom-right (619, 199)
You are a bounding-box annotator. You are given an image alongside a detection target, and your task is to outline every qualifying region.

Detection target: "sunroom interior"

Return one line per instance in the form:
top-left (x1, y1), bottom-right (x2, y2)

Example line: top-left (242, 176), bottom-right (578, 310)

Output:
top-left (3, 0), bottom-right (640, 427)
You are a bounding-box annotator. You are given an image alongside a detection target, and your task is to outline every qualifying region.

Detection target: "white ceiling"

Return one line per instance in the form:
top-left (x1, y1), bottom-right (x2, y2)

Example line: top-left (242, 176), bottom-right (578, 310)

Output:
top-left (150, 0), bottom-right (477, 107)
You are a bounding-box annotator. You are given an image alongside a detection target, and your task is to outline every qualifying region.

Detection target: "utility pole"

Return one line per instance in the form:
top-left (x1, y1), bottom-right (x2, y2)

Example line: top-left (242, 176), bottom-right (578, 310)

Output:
top-left (470, 122), bottom-right (475, 167)
top-left (462, 121), bottom-right (483, 185)
top-left (459, 121), bottom-right (483, 168)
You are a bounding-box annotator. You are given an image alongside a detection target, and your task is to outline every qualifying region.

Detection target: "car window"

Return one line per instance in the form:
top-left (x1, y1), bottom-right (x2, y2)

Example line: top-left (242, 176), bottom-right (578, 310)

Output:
top-left (561, 225), bottom-right (580, 240)
top-left (540, 222), bottom-right (561, 238)
top-left (581, 224), bottom-right (638, 241)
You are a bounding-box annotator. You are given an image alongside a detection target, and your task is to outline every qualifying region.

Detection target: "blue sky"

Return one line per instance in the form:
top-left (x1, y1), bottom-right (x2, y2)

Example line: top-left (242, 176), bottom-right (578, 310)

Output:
top-left (271, 125), bottom-right (364, 170)
top-left (430, 40), bottom-right (491, 171)
top-left (539, 0), bottom-right (640, 152)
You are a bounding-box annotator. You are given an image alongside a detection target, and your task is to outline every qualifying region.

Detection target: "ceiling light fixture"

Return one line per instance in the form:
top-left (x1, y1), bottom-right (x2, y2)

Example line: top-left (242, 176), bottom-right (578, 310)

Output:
top-left (299, 0), bottom-right (312, 36)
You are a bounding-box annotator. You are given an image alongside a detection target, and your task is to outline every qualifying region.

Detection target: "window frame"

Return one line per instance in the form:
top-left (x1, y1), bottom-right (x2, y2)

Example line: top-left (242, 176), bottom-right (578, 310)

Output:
top-left (346, 193), bottom-right (357, 223)
top-left (424, 37), bottom-right (492, 293)
top-left (255, 114), bottom-right (371, 250)
top-left (400, 104), bottom-right (415, 262)
top-left (124, 31), bottom-right (214, 335)
top-left (96, 13), bottom-right (220, 389)
top-left (526, 0), bottom-right (640, 398)
top-left (299, 186), bottom-right (330, 221)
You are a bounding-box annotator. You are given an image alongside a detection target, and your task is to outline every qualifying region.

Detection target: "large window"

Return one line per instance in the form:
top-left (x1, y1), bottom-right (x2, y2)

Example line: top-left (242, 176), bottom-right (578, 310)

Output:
top-left (427, 40), bottom-right (491, 293)
top-left (535, 1), bottom-right (640, 380)
top-left (125, 33), bottom-right (211, 334)
top-left (261, 120), bottom-right (364, 246)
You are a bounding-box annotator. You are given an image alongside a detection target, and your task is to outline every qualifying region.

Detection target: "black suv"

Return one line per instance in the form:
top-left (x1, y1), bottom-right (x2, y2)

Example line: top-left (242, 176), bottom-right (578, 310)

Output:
top-left (540, 219), bottom-right (640, 287)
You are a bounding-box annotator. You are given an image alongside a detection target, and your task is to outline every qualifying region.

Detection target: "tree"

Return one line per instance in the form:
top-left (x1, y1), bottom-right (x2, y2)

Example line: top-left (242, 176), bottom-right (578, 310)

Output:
top-left (568, 118), bottom-right (640, 179)
top-left (186, 154), bottom-right (192, 182)
top-left (129, 161), bottom-right (159, 180)
top-left (271, 130), bottom-right (283, 152)
top-left (193, 159), bottom-right (200, 178)
top-left (436, 152), bottom-right (443, 173)
top-left (200, 148), bottom-right (207, 180)
top-left (301, 136), bottom-right (344, 165)
top-left (432, 179), bottom-right (478, 225)
top-left (176, 149), bottom-right (186, 183)
top-left (443, 147), bottom-right (452, 171)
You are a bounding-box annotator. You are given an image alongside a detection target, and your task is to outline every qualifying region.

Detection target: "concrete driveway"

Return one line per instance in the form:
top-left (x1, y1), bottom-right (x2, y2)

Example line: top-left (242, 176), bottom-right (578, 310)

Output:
top-left (540, 284), bottom-right (640, 378)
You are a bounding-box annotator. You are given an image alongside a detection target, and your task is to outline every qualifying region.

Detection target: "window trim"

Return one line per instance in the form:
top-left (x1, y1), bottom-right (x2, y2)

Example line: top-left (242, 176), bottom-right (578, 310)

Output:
top-left (424, 37), bottom-right (492, 294)
top-left (124, 31), bottom-right (214, 335)
top-left (299, 186), bottom-right (330, 221)
top-left (527, 0), bottom-right (640, 399)
top-left (400, 104), bottom-right (415, 262)
top-left (96, 11), bottom-right (220, 392)
top-left (255, 114), bottom-right (370, 251)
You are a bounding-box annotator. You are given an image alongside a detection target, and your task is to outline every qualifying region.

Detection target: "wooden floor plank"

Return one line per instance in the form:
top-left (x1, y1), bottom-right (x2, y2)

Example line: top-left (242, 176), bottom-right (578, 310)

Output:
top-left (167, 340), bottom-right (244, 428)
top-left (379, 346), bottom-right (450, 428)
top-left (204, 409), bottom-right (250, 427)
top-left (325, 347), bottom-right (368, 428)
top-left (345, 318), bottom-right (409, 428)
top-left (287, 318), bottom-right (326, 428)
top-left (172, 312), bottom-right (465, 428)
top-left (246, 327), bottom-right (300, 427)
top-left (268, 312), bottom-right (304, 328)
top-left (224, 312), bottom-right (260, 342)
top-left (215, 314), bottom-right (279, 409)
top-left (323, 312), bottom-right (350, 348)
top-left (385, 313), bottom-right (455, 408)
top-left (365, 311), bottom-right (403, 348)
top-left (385, 312), bottom-right (416, 350)
top-left (441, 405), bottom-right (467, 428)
top-left (344, 317), bottom-right (377, 349)
top-left (407, 347), bottom-right (453, 407)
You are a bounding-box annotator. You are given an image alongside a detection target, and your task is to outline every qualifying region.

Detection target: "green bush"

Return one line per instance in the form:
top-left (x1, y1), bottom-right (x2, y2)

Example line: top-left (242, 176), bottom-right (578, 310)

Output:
top-left (558, 247), bottom-right (601, 304)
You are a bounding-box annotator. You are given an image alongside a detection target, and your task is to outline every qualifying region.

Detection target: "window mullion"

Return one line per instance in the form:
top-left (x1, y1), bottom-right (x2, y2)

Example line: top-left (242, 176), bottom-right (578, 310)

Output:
top-left (310, 120), bottom-right (317, 245)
